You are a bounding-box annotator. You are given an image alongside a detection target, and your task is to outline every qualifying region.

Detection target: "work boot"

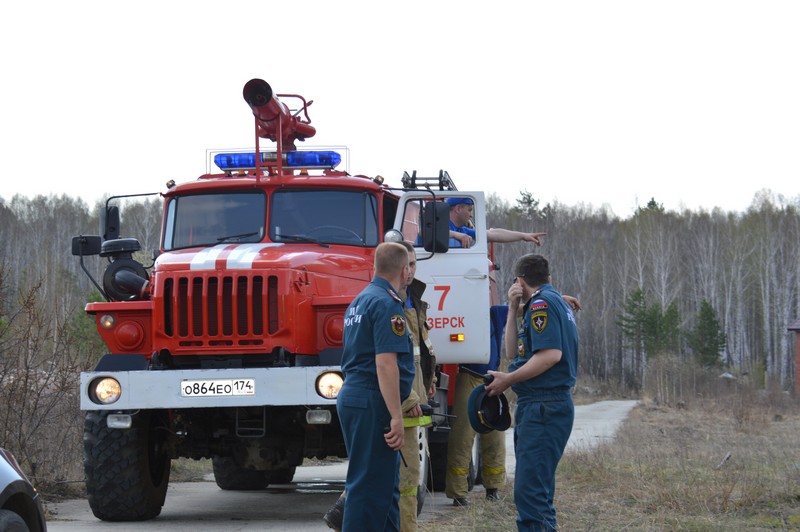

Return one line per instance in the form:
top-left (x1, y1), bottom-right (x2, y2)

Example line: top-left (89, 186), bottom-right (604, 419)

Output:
top-left (323, 494), bottom-right (345, 530)
top-left (486, 488), bottom-right (500, 501)
top-left (452, 497), bottom-right (470, 507)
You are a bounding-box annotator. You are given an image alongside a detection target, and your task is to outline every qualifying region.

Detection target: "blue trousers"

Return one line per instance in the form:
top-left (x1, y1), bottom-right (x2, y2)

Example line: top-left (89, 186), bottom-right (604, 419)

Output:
top-left (513, 393), bottom-right (574, 532)
top-left (337, 384), bottom-right (401, 532)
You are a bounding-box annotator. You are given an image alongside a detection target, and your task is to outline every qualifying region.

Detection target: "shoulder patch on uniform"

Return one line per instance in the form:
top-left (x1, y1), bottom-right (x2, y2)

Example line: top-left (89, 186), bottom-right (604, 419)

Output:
top-left (390, 314), bottom-right (407, 336)
top-left (530, 299), bottom-right (548, 312)
top-left (531, 310), bottom-right (548, 334)
top-left (385, 288), bottom-right (403, 303)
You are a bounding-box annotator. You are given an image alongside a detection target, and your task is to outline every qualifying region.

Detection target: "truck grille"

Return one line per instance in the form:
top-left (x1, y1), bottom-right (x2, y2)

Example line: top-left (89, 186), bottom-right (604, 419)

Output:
top-left (162, 274), bottom-right (278, 345)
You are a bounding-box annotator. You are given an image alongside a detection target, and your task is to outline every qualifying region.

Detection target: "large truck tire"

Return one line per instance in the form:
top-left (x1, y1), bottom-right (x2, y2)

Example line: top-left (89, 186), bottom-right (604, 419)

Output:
top-left (212, 456), bottom-right (269, 490)
top-left (84, 410), bottom-right (171, 521)
top-left (265, 467), bottom-right (296, 484)
top-left (0, 509), bottom-right (29, 532)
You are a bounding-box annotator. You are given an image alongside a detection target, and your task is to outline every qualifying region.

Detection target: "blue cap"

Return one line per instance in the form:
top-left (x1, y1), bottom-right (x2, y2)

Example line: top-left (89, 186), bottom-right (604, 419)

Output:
top-left (467, 384), bottom-right (511, 433)
top-left (445, 197), bottom-right (474, 207)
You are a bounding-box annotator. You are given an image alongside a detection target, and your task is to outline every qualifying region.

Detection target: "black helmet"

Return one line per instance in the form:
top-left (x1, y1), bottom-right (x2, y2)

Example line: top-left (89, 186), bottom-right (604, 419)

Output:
top-left (467, 384), bottom-right (511, 433)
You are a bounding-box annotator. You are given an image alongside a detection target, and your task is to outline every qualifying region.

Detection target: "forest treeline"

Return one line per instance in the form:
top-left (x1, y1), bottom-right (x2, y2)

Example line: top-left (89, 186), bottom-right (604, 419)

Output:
top-left (0, 189), bottom-right (798, 488)
top-left (485, 189), bottom-right (799, 394)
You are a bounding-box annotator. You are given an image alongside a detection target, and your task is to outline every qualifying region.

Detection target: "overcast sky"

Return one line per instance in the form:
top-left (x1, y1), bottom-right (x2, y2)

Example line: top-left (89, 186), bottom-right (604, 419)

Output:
top-left (1, 1), bottom-right (798, 218)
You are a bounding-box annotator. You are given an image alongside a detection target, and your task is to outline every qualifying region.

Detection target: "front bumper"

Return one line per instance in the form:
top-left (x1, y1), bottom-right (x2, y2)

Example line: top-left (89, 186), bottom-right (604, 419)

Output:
top-left (80, 366), bottom-right (341, 410)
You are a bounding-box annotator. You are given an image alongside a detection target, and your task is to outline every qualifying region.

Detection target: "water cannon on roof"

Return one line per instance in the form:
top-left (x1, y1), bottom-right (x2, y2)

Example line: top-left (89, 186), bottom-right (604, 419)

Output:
top-left (211, 81), bottom-right (344, 177)
top-left (243, 78), bottom-right (316, 148)
top-left (240, 79), bottom-right (324, 178)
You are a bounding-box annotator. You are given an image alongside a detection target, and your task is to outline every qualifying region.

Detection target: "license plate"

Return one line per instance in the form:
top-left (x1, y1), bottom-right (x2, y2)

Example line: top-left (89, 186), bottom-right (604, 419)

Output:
top-left (181, 379), bottom-right (256, 397)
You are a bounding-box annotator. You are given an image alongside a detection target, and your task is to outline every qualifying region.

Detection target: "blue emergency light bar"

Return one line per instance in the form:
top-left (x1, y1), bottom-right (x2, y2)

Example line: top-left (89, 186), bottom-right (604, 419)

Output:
top-left (288, 151), bottom-right (341, 168)
top-left (214, 151), bottom-right (341, 171)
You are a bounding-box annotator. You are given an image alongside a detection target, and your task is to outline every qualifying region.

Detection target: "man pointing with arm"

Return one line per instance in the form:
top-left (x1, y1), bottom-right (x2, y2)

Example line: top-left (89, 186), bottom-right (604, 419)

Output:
top-left (446, 197), bottom-right (545, 248)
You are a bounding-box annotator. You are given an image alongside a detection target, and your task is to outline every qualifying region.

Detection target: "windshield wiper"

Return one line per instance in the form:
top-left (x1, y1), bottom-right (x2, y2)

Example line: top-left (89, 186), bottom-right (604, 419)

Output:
top-left (216, 231), bottom-right (260, 243)
top-left (279, 234), bottom-right (330, 248)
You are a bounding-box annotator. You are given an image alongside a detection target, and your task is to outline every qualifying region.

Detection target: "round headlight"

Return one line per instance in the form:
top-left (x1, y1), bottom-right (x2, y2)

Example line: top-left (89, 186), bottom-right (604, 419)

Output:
top-left (100, 314), bottom-right (115, 329)
top-left (316, 371), bottom-right (344, 399)
top-left (383, 229), bottom-right (404, 243)
top-left (90, 377), bottom-right (122, 405)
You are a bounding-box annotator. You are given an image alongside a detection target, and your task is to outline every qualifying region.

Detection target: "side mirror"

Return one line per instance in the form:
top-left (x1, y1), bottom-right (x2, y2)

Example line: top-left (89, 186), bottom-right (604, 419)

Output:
top-left (71, 235), bottom-right (103, 256)
top-left (101, 205), bottom-right (120, 241)
top-left (421, 201), bottom-right (450, 253)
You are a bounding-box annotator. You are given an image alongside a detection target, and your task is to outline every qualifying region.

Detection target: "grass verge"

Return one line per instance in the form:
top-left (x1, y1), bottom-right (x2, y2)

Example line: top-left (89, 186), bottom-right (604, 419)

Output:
top-left (422, 387), bottom-right (800, 530)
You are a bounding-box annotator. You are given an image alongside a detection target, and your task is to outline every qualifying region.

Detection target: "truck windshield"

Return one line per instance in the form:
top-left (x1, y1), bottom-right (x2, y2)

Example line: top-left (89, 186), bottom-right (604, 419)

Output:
top-left (270, 190), bottom-right (379, 246)
top-left (163, 191), bottom-right (266, 250)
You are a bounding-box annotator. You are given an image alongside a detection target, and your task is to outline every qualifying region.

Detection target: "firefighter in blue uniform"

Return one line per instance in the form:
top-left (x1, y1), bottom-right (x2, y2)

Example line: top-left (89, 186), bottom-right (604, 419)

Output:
top-left (337, 242), bottom-right (415, 532)
top-left (445, 197), bottom-right (546, 248)
top-left (485, 253), bottom-right (579, 532)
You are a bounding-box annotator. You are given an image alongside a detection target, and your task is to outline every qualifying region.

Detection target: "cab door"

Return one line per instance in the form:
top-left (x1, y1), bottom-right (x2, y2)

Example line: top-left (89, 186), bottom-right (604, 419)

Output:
top-left (394, 191), bottom-right (490, 365)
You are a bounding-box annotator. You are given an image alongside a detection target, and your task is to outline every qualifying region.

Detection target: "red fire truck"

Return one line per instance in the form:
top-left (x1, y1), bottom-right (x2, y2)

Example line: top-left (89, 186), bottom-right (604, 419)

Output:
top-left (72, 79), bottom-right (500, 521)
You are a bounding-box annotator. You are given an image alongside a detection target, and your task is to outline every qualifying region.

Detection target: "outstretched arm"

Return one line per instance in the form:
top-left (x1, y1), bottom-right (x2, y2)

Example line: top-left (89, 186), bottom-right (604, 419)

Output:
top-left (487, 228), bottom-right (546, 246)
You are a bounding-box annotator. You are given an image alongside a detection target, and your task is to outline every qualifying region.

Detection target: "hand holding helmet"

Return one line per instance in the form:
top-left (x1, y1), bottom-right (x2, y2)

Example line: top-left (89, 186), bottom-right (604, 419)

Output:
top-left (467, 383), bottom-right (511, 434)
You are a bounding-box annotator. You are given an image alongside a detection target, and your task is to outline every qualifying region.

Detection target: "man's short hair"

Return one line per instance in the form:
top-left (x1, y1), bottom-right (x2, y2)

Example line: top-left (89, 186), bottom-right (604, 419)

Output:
top-left (445, 197), bottom-right (474, 208)
top-left (398, 240), bottom-right (414, 253)
top-left (375, 242), bottom-right (409, 277)
top-left (514, 254), bottom-right (550, 287)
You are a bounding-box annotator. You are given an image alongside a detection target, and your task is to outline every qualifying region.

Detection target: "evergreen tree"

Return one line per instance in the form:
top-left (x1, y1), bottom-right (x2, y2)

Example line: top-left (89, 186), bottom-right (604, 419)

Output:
top-left (514, 189), bottom-right (540, 219)
top-left (640, 197), bottom-right (665, 214)
top-left (620, 290), bottom-right (681, 358)
top-left (686, 300), bottom-right (727, 367)
top-left (618, 289), bottom-right (647, 357)
top-left (661, 302), bottom-right (681, 354)
top-left (644, 301), bottom-right (681, 356)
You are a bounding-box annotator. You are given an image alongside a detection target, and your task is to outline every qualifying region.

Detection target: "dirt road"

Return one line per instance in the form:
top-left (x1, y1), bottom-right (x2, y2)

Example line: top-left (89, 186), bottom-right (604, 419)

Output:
top-left (45, 400), bottom-right (638, 531)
